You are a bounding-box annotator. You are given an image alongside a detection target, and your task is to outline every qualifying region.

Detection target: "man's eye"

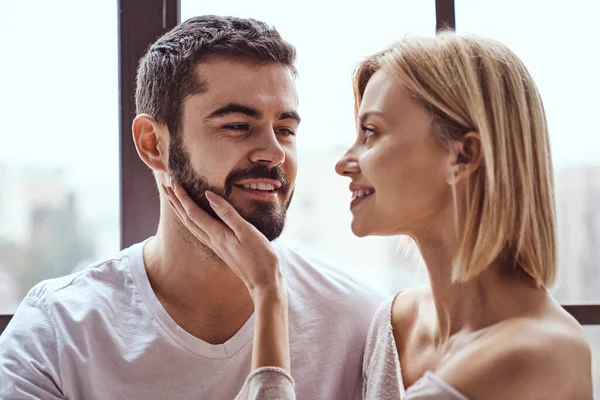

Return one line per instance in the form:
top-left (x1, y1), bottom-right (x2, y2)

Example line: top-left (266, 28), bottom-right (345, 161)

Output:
top-left (277, 128), bottom-right (295, 136)
top-left (224, 124), bottom-right (250, 131)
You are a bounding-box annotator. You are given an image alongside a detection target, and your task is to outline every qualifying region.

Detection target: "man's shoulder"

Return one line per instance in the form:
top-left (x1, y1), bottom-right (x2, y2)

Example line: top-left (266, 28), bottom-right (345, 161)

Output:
top-left (27, 247), bottom-right (135, 315)
top-left (275, 241), bottom-right (387, 307)
top-left (1, 248), bottom-right (135, 348)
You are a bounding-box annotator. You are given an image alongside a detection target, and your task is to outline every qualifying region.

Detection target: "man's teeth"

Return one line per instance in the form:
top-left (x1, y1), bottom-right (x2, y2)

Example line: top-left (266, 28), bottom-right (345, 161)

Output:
top-left (242, 183), bottom-right (276, 191)
top-left (352, 189), bottom-right (374, 199)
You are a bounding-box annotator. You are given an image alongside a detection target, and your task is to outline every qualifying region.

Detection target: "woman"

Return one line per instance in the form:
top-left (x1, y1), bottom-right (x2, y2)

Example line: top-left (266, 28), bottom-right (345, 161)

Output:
top-left (164, 31), bottom-right (593, 399)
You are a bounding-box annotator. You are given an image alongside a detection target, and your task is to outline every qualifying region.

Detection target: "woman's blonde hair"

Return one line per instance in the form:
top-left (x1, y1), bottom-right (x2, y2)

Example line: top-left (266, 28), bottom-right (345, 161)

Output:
top-left (354, 32), bottom-right (557, 288)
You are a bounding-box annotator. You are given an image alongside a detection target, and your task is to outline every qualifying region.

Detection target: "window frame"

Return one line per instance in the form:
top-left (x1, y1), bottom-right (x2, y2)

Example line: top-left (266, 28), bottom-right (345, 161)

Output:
top-left (0, 0), bottom-right (598, 333)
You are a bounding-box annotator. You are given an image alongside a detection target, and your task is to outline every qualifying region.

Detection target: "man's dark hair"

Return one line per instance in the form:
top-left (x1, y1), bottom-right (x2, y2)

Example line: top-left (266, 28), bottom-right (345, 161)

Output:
top-left (135, 15), bottom-right (297, 136)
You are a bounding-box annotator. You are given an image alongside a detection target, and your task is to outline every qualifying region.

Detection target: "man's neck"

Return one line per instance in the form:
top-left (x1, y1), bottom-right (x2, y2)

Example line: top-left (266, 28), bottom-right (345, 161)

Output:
top-left (142, 214), bottom-right (254, 344)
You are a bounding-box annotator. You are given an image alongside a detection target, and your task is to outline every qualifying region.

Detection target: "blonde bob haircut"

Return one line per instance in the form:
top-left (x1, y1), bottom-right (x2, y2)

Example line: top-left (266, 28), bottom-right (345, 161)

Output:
top-left (353, 31), bottom-right (557, 288)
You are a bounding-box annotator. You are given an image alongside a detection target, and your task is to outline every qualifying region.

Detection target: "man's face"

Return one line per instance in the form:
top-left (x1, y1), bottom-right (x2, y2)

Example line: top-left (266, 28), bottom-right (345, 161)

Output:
top-left (168, 56), bottom-right (300, 241)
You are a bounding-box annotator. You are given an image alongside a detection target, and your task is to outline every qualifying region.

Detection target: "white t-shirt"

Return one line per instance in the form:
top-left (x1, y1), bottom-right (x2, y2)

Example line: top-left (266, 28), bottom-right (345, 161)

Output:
top-left (0, 239), bottom-right (386, 400)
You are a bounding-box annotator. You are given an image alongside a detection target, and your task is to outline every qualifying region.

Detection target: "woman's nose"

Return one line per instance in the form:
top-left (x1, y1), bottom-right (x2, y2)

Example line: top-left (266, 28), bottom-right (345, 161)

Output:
top-left (335, 148), bottom-right (360, 177)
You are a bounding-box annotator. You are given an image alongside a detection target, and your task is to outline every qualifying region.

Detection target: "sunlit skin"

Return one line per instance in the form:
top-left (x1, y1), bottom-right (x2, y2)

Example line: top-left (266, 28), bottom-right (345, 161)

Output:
top-left (335, 69), bottom-right (592, 399)
top-left (167, 64), bottom-right (592, 398)
top-left (336, 69), bottom-right (455, 239)
top-left (132, 56), bottom-right (300, 345)
top-left (168, 56), bottom-right (299, 241)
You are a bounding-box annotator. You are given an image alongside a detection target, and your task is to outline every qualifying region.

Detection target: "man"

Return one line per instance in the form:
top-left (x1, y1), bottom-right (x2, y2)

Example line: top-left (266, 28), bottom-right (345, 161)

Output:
top-left (0, 15), bottom-right (385, 399)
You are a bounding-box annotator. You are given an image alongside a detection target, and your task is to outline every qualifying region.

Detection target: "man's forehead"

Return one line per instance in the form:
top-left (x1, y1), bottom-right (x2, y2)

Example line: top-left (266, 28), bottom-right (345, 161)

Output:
top-left (188, 62), bottom-right (298, 113)
top-left (194, 56), bottom-right (296, 86)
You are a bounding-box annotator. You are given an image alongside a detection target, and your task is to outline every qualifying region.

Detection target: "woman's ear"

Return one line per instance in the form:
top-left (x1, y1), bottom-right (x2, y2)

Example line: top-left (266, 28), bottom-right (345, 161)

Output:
top-left (132, 114), bottom-right (169, 173)
top-left (447, 131), bottom-right (482, 184)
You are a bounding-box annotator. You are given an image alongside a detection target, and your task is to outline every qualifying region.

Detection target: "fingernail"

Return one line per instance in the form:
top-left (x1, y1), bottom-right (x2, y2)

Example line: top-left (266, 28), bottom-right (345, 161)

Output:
top-left (168, 176), bottom-right (173, 189)
top-left (205, 191), bottom-right (220, 206)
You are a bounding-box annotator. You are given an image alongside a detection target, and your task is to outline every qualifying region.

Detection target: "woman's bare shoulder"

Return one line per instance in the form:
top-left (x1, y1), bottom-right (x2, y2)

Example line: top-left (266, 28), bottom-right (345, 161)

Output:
top-left (390, 286), bottom-right (430, 335)
top-left (438, 314), bottom-right (593, 400)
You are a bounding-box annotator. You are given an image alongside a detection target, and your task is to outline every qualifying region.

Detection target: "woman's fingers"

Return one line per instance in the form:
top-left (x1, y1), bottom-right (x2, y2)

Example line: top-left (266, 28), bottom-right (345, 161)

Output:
top-left (165, 183), bottom-right (282, 294)
top-left (205, 191), bottom-right (255, 242)
top-left (163, 184), bottom-right (211, 244)
top-left (170, 183), bottom-right (225, 234)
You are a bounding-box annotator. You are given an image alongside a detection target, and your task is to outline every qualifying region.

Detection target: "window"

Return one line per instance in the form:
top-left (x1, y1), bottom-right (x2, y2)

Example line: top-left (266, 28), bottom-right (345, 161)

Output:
top-left (178, 4), bottom-right (600, 393)
top-left (181, 0), bottom-right (436, 293)
top-left (0, 0), bottom-right (119, 313)
top-left (1, 1), bottom-right (597, 394)
top-left (455, 0), bottom-right (600, 304)
top-left (585, 325), bottom-right (600, 397)
top-left (455, 2), bottom-right (599, 395)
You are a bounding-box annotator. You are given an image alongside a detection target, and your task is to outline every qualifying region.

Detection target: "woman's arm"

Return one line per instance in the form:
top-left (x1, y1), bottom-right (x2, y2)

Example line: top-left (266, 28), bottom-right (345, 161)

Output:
top-left (235, 288), bottom-right (295, 400)
top-left (252, 287), bottom-right (290, 371)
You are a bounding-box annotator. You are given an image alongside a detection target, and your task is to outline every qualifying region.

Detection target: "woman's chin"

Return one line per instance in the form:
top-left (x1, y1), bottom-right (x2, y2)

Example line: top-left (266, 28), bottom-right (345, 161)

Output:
top-left (351, 218), bottom-right (401, 237)
top-left (350, 220), bottom-right (371, 238)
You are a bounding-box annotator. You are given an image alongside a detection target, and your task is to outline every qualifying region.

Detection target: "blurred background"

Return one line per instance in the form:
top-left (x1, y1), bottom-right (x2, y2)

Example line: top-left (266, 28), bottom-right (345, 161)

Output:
top-left (0, 0), bottom-right (598, 393)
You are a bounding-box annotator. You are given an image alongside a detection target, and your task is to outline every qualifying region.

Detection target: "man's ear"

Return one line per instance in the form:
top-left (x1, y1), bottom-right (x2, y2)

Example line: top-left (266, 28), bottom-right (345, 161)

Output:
top-left (447, 131), bottom-right (483, 185)
top-left (132, 114), bottom-right (169, 174)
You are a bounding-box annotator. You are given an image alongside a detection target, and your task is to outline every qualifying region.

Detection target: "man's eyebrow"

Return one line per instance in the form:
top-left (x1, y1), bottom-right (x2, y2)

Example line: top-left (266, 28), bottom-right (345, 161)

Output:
top-left (279, 111), bottom-right (301, 124)
top-left (205, 103), bottom-right (262, 120)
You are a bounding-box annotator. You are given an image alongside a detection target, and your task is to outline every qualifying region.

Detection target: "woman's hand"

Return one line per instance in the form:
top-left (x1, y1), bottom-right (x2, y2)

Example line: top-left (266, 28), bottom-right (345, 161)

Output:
top-left (163, 182), bottom-right (283, 298)
top-left (163, 182), bottom-right (290, 373)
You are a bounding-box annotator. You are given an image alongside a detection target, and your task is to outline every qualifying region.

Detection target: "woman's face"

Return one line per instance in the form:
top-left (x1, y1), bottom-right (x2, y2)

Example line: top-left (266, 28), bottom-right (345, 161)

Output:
top-left (335, 68), bottom-right (454, 237)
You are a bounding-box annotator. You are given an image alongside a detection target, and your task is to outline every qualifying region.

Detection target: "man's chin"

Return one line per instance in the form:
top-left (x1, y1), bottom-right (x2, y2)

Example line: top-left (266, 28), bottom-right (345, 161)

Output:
top-left (228, 195), bottom-right (282, 215)
top-left (237, 208), bottom-right (285, 227)
top-left (223, 193), bottom-right (289, 241)
top-left (239, 211), bottom-right (286, 241)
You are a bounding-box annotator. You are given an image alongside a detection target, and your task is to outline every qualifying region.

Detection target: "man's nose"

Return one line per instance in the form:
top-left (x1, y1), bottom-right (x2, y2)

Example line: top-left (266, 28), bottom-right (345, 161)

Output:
top-left (248, 129), bottom-right (286, 167)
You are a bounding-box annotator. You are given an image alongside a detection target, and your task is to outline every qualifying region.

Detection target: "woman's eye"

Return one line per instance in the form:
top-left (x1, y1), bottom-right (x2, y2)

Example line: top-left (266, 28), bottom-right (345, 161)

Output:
top-left (362, 126), bottom-right (376, 142)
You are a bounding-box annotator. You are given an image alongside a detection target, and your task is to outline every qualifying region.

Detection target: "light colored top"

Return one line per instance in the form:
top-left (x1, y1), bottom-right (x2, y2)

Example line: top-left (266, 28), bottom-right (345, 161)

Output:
top-left (235, 292), bottom-right (472, 400)
top-left (235, 367), bottom-right (296, 399)
top-left (362, 295), bottom-right (470, 400)
top-left (0, 238), bottom-right (385, 400)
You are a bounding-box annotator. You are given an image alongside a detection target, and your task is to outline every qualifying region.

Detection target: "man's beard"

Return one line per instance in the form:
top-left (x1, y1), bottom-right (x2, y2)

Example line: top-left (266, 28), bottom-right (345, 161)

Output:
top-left (168, 136), bottom-right (293, 241)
